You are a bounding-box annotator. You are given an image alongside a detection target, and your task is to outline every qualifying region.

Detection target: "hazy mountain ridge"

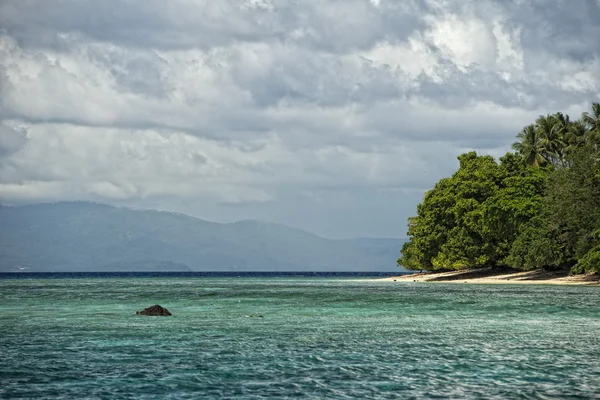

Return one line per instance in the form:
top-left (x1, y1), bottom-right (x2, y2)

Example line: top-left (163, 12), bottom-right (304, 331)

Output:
top-left (0, 202), bottom-right (406, 272)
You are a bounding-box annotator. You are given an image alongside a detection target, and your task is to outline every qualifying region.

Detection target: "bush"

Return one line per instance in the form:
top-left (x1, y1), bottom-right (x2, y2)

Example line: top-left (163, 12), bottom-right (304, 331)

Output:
top-left (505, 219), bottom-right (561, 271)
top-left (571, 246), bottom-right (600, 274)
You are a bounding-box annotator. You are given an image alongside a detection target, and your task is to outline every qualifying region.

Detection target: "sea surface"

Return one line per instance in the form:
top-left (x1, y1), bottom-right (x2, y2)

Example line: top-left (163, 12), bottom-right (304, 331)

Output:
top-left (1, 272), bottom-right (599, 399)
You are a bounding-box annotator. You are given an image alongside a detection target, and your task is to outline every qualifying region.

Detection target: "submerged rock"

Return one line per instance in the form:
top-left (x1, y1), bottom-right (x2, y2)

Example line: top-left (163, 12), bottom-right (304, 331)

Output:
top-left (136, 304), bottom-right (172, 316)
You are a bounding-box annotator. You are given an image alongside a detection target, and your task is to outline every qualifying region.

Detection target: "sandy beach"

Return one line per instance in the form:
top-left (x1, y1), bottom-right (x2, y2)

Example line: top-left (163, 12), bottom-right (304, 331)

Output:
top-left (380, 268), bottom-right (600, 286)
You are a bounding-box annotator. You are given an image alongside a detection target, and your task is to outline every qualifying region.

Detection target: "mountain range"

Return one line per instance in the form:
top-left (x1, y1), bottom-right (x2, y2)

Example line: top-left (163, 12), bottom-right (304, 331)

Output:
top-left (0, 202), bottom-right (406, 272)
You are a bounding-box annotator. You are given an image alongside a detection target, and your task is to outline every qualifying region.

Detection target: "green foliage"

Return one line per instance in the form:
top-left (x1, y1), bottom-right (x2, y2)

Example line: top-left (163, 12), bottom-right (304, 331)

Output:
top-left (571, 246), bottom-right (600, 274)
top-left (399, 240), bottom-right (421, 271)
top-left (512, 124), bottom-right (548, 167)
top-left (511, 104), bottom-right (600, 168)
top-left (399, 151), bottom-right (548, 271)
top-left (399, 103), bottom-right (600, 274)
top-left (505, 216), bottom-right (561, 271)
top-left (480, 153), bottom-right (550, 266)
top-left (581, 102), bottom-right (600, 146)
top-left (545, 146), bottom-right (600, 267)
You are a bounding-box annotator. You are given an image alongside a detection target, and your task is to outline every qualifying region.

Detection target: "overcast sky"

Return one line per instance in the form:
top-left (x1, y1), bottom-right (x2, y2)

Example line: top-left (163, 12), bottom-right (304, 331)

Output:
top-left (1, 0), bottom-right (599, 238)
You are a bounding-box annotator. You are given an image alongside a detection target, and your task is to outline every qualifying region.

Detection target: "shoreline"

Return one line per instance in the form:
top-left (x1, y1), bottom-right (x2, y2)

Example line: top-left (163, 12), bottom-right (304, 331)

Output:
top-left (379, 268), bottom-right (600, 286)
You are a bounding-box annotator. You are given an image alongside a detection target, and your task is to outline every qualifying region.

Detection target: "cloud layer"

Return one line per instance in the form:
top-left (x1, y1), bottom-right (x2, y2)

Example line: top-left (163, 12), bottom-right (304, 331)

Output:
top-left (1, 0), bottom-right (599, 238)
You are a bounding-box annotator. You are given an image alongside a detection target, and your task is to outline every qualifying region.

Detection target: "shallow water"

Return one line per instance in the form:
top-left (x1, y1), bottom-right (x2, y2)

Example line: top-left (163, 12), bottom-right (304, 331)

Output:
top-left (1, 277), bottom-right (599, 399)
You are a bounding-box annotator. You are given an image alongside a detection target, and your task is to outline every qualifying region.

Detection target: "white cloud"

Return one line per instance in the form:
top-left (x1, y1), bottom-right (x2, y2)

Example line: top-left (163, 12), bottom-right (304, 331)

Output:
top-left (0, 0), bottom-right (598, 237)
top-left (426, 13), bottom-right (498, 69)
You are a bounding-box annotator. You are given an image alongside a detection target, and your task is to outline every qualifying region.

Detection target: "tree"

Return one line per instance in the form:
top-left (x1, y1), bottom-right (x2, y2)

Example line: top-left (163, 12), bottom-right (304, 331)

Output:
top-left (563, 120), bottom-right (588, 158)
top-left (545, 146), bottom-right (600, 270)
top-left (536, 114), bottom-right (565, 165)
top-left (512, 124), bottom-right (547, 167)
top-left (399, 152), bottom-right (500, 270)
top-left (550, 112), bottom-right (571, 165)
top-left (398, 152), bottom-right (547, 271)
top-left (582, 102), bottom-right (600, 146)
top-left (399, 103), bottom-right (599, 274)
top-left (505, 215), bottom-right (561, 271)
top-left (571, 229), bottom-right (600, 274)
top-left (398, 178), bottom-right (457, 271)
top-left (480, 153), bottom-right (549, 267)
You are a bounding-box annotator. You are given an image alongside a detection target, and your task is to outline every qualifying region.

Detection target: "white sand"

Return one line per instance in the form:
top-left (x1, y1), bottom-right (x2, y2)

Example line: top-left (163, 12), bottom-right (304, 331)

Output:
top-left (377, 268), bottom-right (600, 286)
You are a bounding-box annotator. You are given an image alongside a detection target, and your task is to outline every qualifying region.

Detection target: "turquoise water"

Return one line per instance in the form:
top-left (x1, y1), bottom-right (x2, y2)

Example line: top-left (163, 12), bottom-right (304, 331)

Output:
top-left (1, 277), bottom-right (600, 399)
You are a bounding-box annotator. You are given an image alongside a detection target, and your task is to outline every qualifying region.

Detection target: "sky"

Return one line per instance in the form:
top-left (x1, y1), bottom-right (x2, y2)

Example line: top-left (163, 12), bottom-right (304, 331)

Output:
top-left (0, 0), bottom-right (599, 239)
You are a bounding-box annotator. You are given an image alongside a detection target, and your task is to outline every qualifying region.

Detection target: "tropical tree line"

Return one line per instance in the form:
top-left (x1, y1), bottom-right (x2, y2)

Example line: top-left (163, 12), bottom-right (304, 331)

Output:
top-left (399, 103), bottom-right (600, 274)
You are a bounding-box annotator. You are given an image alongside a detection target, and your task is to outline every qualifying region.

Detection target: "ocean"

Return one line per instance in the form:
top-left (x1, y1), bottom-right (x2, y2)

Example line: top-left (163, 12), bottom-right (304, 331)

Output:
top-left (1, 273), bottom-right (599, 399)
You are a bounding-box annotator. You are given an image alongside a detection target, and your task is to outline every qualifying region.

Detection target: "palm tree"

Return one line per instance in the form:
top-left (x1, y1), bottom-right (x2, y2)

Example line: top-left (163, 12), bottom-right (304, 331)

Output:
top-left (550, 112), bottom-right (571, 164)
top-left (564, 120), bottom-right (588, 153)
top-left (536, 114), bottom-right (565, 165)
top-left (512, 124), bottom-right (547, 167)
top-left (582, 102), bottom-right (600, 146)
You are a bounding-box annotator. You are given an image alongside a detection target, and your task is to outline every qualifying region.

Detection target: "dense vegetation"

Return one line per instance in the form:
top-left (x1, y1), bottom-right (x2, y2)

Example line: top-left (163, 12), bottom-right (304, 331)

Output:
top-left (399, 103), bottom-right (600, 274)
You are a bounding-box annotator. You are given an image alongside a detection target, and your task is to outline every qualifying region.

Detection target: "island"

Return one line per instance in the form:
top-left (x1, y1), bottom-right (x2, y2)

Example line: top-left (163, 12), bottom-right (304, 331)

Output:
top-left (397, 103), bottom-right (600, 283)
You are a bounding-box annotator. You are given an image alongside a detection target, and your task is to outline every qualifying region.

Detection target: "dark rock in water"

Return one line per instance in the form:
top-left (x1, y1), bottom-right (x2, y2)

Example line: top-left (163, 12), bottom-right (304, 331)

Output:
top-left (136, 304), bottom-right (172, 316)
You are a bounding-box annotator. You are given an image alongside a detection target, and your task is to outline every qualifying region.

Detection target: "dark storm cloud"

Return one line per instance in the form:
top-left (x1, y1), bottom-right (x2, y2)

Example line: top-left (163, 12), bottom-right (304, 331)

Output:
top-left (501, 0), bottom-right (600, 62)
top-left (229, 49), bottom-right (405, 108)
top-left (0, 0), bottom-right (427, 52)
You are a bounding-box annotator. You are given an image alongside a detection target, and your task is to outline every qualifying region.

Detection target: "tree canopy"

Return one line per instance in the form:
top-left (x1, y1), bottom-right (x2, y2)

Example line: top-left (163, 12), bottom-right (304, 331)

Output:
top-left (399, 103), bottom-right (600, 274)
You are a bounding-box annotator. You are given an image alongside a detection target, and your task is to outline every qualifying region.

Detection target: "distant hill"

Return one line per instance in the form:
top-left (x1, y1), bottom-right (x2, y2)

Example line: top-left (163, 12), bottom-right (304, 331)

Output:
top-left (0, 202), bottom-right (407, 272)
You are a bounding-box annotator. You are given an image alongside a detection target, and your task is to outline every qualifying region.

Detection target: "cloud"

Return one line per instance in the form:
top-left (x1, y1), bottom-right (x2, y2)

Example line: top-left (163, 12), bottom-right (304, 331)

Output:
top-left (0, 0), bottom-right (599, 237)
top-left (0, 0), bottom-right (426, 52)
top-left (0, 122), bottom-right (28, 157)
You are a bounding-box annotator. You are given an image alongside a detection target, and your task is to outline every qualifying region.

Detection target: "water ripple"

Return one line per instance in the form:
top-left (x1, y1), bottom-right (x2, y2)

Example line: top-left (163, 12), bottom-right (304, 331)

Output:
top-left (1, 278), bottom-right (599, 398)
